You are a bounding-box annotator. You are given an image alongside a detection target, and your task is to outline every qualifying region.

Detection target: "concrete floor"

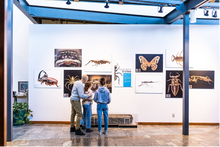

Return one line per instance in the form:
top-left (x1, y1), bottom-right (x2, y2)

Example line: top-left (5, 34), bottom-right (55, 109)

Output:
top-left (7, 124), bottom-right (219, 146)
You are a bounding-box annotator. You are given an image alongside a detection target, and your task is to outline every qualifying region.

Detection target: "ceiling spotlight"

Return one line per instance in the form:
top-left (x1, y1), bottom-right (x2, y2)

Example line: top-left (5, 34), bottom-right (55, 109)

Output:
top-left (66, 0), bottom-right (71, 5)
top-left (204, 9), bottom-right (209, 16)
top-left (212, 9), bottom-right (217, 18)
top-left (104, 0), bottom-right (109, 8)
top-left (158, 5), bottom-right (163, 13)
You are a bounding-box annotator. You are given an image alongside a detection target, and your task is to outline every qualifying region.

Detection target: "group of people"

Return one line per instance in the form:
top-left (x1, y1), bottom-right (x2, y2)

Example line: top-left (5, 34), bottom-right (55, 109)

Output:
top-left (70, 75), bottom-right (111, 136)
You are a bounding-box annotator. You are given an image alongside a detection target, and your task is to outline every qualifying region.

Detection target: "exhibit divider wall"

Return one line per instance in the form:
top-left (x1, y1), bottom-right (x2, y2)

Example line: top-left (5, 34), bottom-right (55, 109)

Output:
top-left (28, 25), bottom-right (219, 123)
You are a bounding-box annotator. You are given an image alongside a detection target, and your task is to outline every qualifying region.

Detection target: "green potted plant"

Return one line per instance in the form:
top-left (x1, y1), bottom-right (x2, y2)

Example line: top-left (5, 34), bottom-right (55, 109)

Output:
top-left (13, 102), bottom-right (33, 126)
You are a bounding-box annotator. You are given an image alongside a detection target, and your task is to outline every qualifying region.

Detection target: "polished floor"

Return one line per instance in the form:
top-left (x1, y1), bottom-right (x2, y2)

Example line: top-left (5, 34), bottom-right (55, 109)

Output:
top-left (7, 124), bottom-right (219, 146)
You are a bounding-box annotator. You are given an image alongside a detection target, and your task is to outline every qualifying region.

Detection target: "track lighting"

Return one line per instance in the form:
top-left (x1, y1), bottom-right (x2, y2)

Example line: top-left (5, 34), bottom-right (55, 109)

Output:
top-left (212, 9), bottom-right (217, 18)
top-left (104, 0), bottom-right (109, 8)
top-left (204, 9), bottom-right (209, 16)
top-left (66, 0), bottom-right (71, 5)
top-left (158, 5), bottom-right (163, 13)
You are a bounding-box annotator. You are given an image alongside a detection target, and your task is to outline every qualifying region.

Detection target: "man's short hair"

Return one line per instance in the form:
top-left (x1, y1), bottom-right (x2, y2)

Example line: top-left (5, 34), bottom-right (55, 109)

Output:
top-left (82, 75), bottom-right (88, 83)
top-left (100, 77), bottom-right (106, 86)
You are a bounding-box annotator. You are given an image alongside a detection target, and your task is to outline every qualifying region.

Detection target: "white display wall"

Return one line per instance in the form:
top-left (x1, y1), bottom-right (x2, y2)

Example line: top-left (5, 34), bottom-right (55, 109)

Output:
top-left (28, 25), bottom-right (219, 123)
top-left (13, 4), bottom-right (34, 91)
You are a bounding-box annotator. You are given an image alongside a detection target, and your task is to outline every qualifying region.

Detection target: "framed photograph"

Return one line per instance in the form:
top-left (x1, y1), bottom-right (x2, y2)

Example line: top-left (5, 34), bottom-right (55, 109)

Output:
top-left (87, 75), bottom-right (112, 93)
top-left (34, 70), bottom-right (61, 88)
top-left (166, 70), bottom-right (183, 98)
top-left (84, 54), bottom-right (112, 72)
top-left (135, 74), bottom-right (163, 94)
top-left (63, 70), bottom-right (82, 97)
top-left (135, 54), bottom-right (163, 72)
top-left (189, 70), bottom-right (214, 89)
top-left (166, 50), bottom-right (193, 68)
top-left (114, 60), bottom-right (132, 87)
top-left (54, 49), bottom-right (82, 67)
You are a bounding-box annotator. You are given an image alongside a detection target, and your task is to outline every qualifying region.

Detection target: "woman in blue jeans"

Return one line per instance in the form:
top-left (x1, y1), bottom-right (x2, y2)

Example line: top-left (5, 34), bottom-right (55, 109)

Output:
top-left (94, 77), bottom-right (111, 136)
top-left (82, 82), bottom-right (93, 132)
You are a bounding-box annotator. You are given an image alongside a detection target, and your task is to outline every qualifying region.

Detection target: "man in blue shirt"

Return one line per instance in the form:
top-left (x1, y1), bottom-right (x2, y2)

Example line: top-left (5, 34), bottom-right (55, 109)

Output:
top-left (70, 75), bottom-right (92, 135)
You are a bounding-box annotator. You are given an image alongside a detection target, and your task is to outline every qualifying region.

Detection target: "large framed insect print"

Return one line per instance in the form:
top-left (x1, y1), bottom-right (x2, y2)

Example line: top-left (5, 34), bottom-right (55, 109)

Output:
top-left (135, 54), bottom-right (163, 72)
top-left (87, 75), bottom-right (112, 93)
top-left (189, 70), bottom-right (214, 89)
top-left (166, 70), bottom-right (183, 98)
top-left (54, 49), bottom-right (82, 67)
top-left (114, 60), bottom-right (132, 87)
top-left (166, 50), bottom-right (193, 68)
top-left (34, 70), bottom-right (61, 88)
top-left (135, 74), bottom-right (163, 94)
top-left (63, 70), bottom-right (82, 97)
top-left (84, 54), bottom-right (112, 72)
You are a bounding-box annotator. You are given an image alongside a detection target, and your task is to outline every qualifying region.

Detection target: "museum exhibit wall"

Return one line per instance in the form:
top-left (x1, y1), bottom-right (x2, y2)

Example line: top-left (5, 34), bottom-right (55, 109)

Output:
top-left (13, 4), bottom-right (34, 91)
top-left (28, 25), bottom-right (219, 123)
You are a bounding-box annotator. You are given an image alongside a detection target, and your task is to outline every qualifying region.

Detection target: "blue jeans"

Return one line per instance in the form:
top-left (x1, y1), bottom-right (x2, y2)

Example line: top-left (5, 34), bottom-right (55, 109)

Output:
top-left (97, 103), bottom-right (108, 132)
top-left (83, 104), bottom-right (92, 129)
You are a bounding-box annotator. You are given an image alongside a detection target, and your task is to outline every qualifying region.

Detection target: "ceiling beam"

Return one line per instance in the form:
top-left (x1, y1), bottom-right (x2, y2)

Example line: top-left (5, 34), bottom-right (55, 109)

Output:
top-left (28, 6), bottom-right (165, 24)
top-left (164, 0), bottom-right (212, 24)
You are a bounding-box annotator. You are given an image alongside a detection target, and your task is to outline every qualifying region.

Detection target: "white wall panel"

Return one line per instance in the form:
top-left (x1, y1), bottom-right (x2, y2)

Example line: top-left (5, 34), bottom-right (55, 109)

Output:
top-left (28, 25), bottom-right (219, 123)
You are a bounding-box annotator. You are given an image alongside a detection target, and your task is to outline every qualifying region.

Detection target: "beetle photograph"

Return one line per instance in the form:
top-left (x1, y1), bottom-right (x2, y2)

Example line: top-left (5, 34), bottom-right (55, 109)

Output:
top-left (166, 70), bottom-right (183, 98)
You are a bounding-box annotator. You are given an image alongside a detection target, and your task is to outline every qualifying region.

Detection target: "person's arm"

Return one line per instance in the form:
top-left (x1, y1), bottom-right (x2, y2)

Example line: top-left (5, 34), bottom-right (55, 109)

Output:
top-left (78, 84), bottom-right (90, 99)
top-left (107, 91), bottom-right (111, 104)
top-left (93, 92), bottom-right (98, 103)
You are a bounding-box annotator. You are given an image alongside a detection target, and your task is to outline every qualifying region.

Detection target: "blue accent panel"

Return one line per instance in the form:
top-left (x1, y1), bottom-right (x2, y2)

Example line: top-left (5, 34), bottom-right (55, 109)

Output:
top-left (173, 19), bottom-right (219, 25)
top-left (123, 73), bottom-right (131, 87)
top-left (164, 0), bottom-right (211, 24)
top-left (28, 6), bottom-right (164, 24)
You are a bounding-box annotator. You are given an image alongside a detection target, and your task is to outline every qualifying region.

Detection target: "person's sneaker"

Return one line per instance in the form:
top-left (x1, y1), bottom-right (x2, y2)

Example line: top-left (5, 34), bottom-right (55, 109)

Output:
top-left (70, 126), bottom-right (76, 132)
top-left (103, 131), bottom-right (107, 135)
top-left (75, 128), bottom-right (85, 135)
top-left (81, 126), bottom-right (86, 130)
top-left (98, 132), bottom-right (102, 136)
top-left (86, 129), bottom-right (93, 132)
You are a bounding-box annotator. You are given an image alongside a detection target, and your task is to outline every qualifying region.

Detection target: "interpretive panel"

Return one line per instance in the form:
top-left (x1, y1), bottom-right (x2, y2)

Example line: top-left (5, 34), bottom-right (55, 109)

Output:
top-left (84, 54), bottom-right (112, 72)
top-left (135, 74), bottom-right (163, 94)
top-left (135, 54), bottom-right (163, 72)
top-left (189, 70), bottom-right (214, 89)
top-left (34, 70), bottom-right (61, 88)
top-left (114, 60), bottom-right (132, 87)
top-left (87, 75), bottom-right (112, 93)
top-left (63, 70), bottom-right (82, 97)
top-left (54, 49), bottom-right (82, 67)
top-left (166, 70), bottom-right (183, 98)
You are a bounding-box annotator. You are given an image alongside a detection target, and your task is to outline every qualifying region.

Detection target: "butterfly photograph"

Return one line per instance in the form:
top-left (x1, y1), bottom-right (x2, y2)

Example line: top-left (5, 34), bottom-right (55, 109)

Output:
top-left (135, 54), bottom-right (163, 72)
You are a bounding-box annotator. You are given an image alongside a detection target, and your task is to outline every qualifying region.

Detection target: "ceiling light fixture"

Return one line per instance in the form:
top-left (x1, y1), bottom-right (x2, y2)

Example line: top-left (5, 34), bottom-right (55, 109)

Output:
top-left (204, 9), bottom-right (209, 16)
top-left (158, 5), bottom-right (163, 13)
top-left (212, 9), bottom-right (217, 18)
top-left (190, 9), bottom-right (197, 23)
top-left (66, 0), bottom-right (71, 5)
top-left (104, 0), bottom-right (109, 8)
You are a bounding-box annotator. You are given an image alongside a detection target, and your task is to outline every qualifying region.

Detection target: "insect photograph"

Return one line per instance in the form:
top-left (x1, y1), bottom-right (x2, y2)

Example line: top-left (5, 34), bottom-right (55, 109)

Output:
top-left (34, 70), bottom-right (61, 88)
top-left (87, 75), bottom-right (112, 93)
top-left (136, 54), bottom-right (163, 72)
top-left (84, 54), bottom-right (112, 72)
top-left (166, 71), bottom-right (183, 98)
top-left (189, 71), bottom-right (214, 89)
top-left (135, 74), bottom-right (163, 94)
top-left (63, 70), bottom-right (82, 97)
top-left (54, 49), bottom-right (82, 67)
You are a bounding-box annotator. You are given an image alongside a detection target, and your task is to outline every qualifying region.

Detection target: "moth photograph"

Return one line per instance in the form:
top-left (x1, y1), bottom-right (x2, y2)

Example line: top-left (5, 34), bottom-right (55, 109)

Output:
top-left (84, 54), bottom-right (112, 72)
top-left (63, 70), bottom-right (82, 97)
top-left (135, 74), bottom-right (163, 94)
top-left (189, 71), bottom-right (214, 89)
top-left (135, 54), bottom-right (163, 72)
top-left (166, 70), bottom-right (183, 98)
top-left (34, 70), bottom-right (61, 88)
top-left (54, 49), bottom-right (82, 67)
top-left (87, 75), bottom-right (112, 93)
